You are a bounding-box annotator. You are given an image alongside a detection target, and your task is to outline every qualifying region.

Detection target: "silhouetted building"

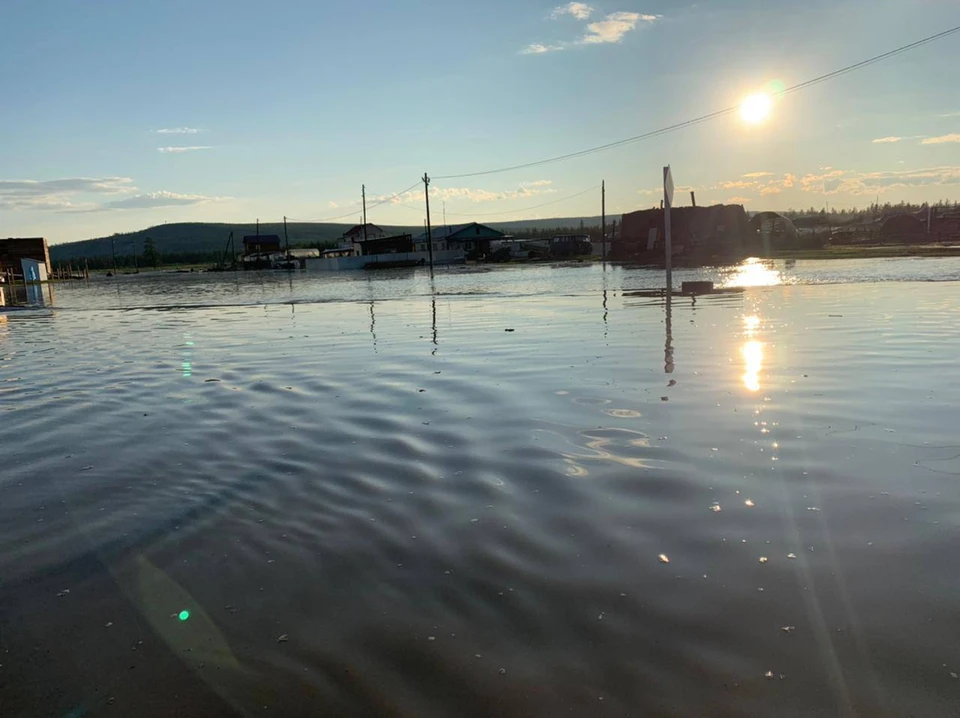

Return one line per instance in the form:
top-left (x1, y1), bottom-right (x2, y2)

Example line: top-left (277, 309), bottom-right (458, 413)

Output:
top-left (242, 235), bottom-right (282, 255)
top-left (0, 237), bottom-right (51, 278)
top-left (615, 205), bottom-right (753, 263)
top-left (344, 224), bottom-right (386, 243)
top-left (353, 234), bottom-right (413, 256)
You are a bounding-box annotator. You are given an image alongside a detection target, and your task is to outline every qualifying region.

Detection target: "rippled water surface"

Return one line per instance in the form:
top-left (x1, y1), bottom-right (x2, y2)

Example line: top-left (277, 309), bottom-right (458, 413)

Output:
top-left (2, 260), bottom-right (960, 717)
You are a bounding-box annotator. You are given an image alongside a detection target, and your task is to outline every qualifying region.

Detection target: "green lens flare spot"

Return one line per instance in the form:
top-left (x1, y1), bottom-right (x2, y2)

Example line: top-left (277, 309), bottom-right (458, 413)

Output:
top-left (178, 610), bottom-right (190, 621)
top-left (766, 79), bottom-right (786, 96)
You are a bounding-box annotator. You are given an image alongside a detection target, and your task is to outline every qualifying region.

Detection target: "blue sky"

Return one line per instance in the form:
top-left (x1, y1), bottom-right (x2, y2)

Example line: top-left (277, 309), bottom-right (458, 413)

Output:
top-left (1, 0), bottom-right (958, 244)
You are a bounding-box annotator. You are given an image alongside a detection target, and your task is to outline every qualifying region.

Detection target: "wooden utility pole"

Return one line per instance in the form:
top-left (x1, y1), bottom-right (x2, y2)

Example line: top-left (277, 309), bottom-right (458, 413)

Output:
top-left (283, 216), bottom-right (289, 252)
top-left (362, 185), bottom-right (367, 241)
top-left (601, 180), bottom-right (606, 261)
top-left (423, 173), bottom-right (434, 270)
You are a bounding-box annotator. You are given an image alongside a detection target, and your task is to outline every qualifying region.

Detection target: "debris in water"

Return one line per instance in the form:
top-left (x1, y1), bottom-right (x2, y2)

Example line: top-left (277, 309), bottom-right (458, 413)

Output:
top-left (56, 589), bottom-right (70, 598)
top-left (709, 504), bottom-right (722, 513)
top-left (758, 557), bottom-right (768, 563)
top-left (745, 499), bottom-right (755, 507)
top-left (668, 380), bottom-right (677, 387)
top-left (807, 507), bottom-right (821, 512)
top-left (787, 553), bottom-right (797, 559)
top-left (428, 636), bottom-right (436, 642)
top-left (204, 378), bottom-right (220, 383)
top-left (80, 466), bottom-right (94, 472)
top-left (498, 668), bottom-right (507, 675)
top-left (660, 396), bottom-right (669, 401)
top-left (277, 634), bottom-right (289, 643)
top-left (658, 554), bottom-right (670, 564)
top-left (504, 328), bottom-right (515, 332)
top-left (781, 626), bottom-right (795, 634)
top-left (765, 671), bottom-right (775, 679)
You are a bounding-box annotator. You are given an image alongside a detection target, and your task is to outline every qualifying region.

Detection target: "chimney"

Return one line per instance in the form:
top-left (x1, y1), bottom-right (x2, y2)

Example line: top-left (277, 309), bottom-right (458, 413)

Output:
top-left (690, 191), bottom-right (696, 207)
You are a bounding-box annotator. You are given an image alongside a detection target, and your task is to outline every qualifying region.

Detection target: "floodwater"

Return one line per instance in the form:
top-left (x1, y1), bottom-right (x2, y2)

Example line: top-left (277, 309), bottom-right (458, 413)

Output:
top-left (2, 258), bottom-right (960, 717)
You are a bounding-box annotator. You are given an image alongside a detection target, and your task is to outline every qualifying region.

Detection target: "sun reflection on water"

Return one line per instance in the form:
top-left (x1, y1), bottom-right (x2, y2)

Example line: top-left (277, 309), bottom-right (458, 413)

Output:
top-left (722, 258), bottom-right (783, 288)
top-left (742, 341), bottom-right (764, 392)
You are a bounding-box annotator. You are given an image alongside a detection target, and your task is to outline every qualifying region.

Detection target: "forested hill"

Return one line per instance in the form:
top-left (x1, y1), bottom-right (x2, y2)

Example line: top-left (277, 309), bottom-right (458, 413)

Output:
top-left (48, 216), bottom-right (614, 264)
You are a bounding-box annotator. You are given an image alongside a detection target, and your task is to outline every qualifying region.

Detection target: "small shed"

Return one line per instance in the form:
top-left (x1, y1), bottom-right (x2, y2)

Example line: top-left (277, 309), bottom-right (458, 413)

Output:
top-left (242, 235), bottom-right (282, 255)
top-left (1, 237), bottom-right (52, 278)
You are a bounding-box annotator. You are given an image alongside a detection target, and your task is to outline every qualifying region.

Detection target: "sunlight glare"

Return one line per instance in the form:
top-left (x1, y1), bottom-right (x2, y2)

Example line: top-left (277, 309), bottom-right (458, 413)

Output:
top-left (739, 93), bottom-right (773, 124)
top-left (742, 341), bottom-right (764, 393)
top-left (722, 258), bottom-right (783, 288)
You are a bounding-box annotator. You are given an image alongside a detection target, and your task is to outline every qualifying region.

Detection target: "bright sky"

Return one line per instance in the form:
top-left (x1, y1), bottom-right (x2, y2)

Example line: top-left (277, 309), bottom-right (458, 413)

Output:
top-left (1, 0), bottom-right (958, 244)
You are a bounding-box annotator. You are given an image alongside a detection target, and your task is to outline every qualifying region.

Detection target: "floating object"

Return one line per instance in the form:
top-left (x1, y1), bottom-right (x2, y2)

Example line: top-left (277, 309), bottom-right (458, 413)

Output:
top-left (682, 281), bottom-right (714, 294)
top-left (658, 554), bottom-right (670, 564)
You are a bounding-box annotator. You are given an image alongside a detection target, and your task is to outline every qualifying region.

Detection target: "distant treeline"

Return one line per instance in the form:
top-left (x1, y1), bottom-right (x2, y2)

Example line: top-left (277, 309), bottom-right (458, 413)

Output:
top-left (776, 200), bottom-right (960, 225)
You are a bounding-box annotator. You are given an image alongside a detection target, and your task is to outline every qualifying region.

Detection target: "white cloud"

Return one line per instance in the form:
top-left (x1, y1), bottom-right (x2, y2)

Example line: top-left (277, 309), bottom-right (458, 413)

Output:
top-left (157, 146), bottom-right (212, 154)
top-left (522, 179), bottom-right (553, 187)
top-left (743, 171), bottom-right (773, 178)
top-left (798, 166), bottom-right (960, 195)
top-left (921, 134), bottom-right (960, 145)
top-left (717, 180), bottom-right (757, 190)
top-left (759, 186), bottom-right (782, 196)
top-left (154, 127), bottom-right (202, 134)
top-left (578, 12), bottom-right (658, 45)
top-left (0, 176), bottom-right (226, 213)
top-left (552, 2), bottom-right (594, 20)
top-left (94, 191), bottom-right (227, 211)
top-left (0, 177), bottom-right (136, 211)
top-left (378, 184), bottom-right (555, 206)
top-left (872, 136), bottom-right (902, 144)
top-left (521, 42), bottom-right (566, 54)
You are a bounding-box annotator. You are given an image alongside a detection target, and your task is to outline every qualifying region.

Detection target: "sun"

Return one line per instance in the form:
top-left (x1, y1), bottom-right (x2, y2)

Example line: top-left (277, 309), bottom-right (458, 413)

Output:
top-left (739, 92), bottom-right (773, 124)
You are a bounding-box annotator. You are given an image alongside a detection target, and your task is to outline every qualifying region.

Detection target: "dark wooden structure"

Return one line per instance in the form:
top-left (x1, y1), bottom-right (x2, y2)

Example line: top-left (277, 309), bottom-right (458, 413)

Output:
top-left (614, 204), bottom-right (754, 264)
top-left (0, 237), bottom-right (51, 278)
top-left (354, 234), bottom-right (413, 256)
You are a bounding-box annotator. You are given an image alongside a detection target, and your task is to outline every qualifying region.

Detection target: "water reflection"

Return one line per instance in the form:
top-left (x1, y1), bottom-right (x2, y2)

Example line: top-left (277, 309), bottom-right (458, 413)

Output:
top-left (722, 258), bottom-right (783, 288)
top-left (742, 341), bottom-right (764, 392)
top-left (664, 294), bottom-right (675, 374)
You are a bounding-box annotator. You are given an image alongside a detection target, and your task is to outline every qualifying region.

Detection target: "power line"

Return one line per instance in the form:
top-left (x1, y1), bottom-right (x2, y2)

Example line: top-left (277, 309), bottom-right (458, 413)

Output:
top-left (434, 25), bottom-right (960, 180)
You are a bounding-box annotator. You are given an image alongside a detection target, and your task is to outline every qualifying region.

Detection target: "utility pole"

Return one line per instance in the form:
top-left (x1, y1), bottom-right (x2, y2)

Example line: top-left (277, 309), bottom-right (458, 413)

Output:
top-left (362, 185), bottom-right (367, 241)
top-left (283, 216), bottom-right (289, 253)
top-left (423, 172), bottom-right (434, 270)
top-left (111, 237), bottom-right (117, 273)
top-left (601, 180), bottom-right (606, 261)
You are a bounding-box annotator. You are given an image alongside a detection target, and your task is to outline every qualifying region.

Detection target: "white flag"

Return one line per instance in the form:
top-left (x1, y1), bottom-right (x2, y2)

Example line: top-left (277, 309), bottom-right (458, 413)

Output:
top-left (663, 166), bottom-right (674, 208)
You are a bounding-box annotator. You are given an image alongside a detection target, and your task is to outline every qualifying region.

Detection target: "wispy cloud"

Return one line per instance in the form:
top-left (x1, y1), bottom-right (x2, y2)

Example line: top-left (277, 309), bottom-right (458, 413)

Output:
top-left (872, 136), bottom-right (902, 144)
top-left (798, 166), bottom-right (960, 195)
top-left (743, 171), bottom-right (773, 178)
top-left (521, 42), bottom-right (566, 54)
top-left (0, 175), bottom-right (226, 213)
top-left (522, 179), bottom-right (553, 187)
top-left (920, 133), bottom-right (960, 145)
top-left (579, 11), bottom-right (658, 44)
top-left (523, 7), bottom-right (657, 54)
top-left (551, 2), bottom-right (594, 20)
top-left (157, 146), bottom-right (212, 154)
top-left (726, 196), bottom-right (751, 204)
top-left (154, 127), bottom-right (202, 135)
top-left (93, 191), bottom-right (227, 211)
top-left (376, 184), bottom-right (556, 206)
top-left (0, 177), bottom-right (136, 211)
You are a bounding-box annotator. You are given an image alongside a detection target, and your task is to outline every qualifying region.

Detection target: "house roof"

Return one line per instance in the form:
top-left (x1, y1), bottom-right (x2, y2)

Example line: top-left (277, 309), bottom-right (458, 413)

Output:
top-left (352, 233), bottom-right (412, 244)
top-left (414, 222), bottom-right (505, 243)
top-left (242, 234), bottom-right (281, 244)
top-left (344, 223), bottom-right (385, 237)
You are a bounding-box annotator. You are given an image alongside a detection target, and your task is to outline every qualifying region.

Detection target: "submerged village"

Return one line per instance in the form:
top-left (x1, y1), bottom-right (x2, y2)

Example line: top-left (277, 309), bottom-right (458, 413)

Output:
top-left (3, 195), bottom-right (960, 294)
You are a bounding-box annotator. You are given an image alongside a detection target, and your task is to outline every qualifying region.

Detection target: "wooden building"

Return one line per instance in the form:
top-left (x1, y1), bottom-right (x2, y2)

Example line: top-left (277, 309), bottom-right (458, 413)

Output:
top-left (414, 222), bottom-right (506, 258)
top-left (614, 205), bottom-right (754, 263)
top-left (0, 237), bottom-right (52, 278)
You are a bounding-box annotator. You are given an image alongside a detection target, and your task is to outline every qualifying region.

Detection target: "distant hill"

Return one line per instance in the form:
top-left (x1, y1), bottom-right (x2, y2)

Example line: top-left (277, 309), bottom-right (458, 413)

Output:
top-left (48, 216), bottom-right (619, 264)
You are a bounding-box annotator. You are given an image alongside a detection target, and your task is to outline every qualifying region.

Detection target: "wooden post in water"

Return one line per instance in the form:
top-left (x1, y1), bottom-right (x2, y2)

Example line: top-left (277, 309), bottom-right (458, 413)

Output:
top-left (423, 173), bottom-right (434, 271)
top-left (601, 180), bottom-right (606, 262)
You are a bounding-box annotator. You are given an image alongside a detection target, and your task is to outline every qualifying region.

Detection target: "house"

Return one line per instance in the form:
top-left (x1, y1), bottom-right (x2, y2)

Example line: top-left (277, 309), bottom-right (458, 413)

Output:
top-left (343, 224), bottom-right (387, 243)
top-left (0, 237), bottom-right (52, 278)
top-left (353, 234), bottom-right (413, 256)
top-left (615, 204), bottom-right (753, 262)
top-left (414, 222), bottom-right (507, 258)
top-left (549, 234), bottom-right (592, 258)
top-left (242, 235), bottom-right (282, 255)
